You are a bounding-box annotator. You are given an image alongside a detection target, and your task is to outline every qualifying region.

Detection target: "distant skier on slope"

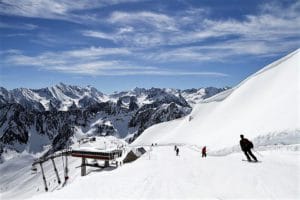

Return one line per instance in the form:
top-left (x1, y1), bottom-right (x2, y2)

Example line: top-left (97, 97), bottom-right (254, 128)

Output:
top-left (240, 135), bottom-right (257, 162)
top-left (202, 146), bottom-right (207, 157)
top-left (176, 147), bottom-right (179, 156)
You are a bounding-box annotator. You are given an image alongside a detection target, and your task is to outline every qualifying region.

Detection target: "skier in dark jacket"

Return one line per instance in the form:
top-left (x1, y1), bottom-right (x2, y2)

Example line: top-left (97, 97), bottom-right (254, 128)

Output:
top-left (202, 146), bottom-right (207, 157)
top-left (176, 148), bottom-right (179, 156)
top-left (240, 135), bottom-right (257, 162)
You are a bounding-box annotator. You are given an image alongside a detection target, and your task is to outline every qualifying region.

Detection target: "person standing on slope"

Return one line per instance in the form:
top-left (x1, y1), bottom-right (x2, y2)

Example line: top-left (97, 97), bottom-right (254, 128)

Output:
top-left (202, 146), bottom-right (207, 157)
top-left (176, 147), bottom-right (179, 156)
top-left (240, 135), bottom-right (257, 162)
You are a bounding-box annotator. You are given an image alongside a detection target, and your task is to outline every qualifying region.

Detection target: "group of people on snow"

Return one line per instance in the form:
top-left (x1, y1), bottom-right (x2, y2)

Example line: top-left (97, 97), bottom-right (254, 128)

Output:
top-left (174, 145), bottom-right (207, 157)
top-left (173, 134), bottom-right (257, 162)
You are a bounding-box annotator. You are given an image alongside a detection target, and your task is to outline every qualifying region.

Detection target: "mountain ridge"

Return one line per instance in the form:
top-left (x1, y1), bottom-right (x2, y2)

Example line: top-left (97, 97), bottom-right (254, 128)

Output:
top-left (0, 84), bottom-right (228, 162)
top-left (0, 84), bottom-right (229, 111)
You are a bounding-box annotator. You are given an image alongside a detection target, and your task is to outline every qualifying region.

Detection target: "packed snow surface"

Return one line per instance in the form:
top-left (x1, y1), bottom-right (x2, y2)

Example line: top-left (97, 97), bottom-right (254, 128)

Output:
top-left (134, 49), bottom-right (300, 150)
top-left (3, 146), bottom-right (296, 200)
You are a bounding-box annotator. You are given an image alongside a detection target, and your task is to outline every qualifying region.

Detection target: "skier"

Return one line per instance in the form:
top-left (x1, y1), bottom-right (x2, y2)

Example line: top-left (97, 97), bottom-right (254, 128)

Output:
top-left (174, 145), bottom-right (177, 151)
top-left (240, 134), bottom-right (257, 162)
top-left (176, 147), bottom-right (179, 156)
top-left (202, 146), bottom-right (207, 157)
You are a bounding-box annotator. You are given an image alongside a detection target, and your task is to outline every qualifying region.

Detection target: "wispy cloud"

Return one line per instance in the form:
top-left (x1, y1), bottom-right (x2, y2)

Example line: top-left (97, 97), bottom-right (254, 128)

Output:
top-left (82, 30), bottom-right (115, 41)
top-left (1, 47), bottom-right (227, 77)
top-left (109, 11), bottom-right (178, 31)
top-left (0, 0), bottom-right (140, 23)
top-left (3, 46), bottom-right (131, 66)
top-left (0, 22), bottom-right (38, 30)
top-left (142, 39), bottom-right (300, 63)
top-left (83, 1), bottom-right (300, 57)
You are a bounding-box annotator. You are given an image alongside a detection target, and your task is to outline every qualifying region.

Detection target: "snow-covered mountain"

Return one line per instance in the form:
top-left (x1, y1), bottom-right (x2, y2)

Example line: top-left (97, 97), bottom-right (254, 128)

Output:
top-left (0, 83), bottom-right (107, 111)
top-left (0, 84), bottom-right (228, 111)
top-left (134, 49), bottom-right (300, 150)
top-left (0, 85), bottom-right (226, 161)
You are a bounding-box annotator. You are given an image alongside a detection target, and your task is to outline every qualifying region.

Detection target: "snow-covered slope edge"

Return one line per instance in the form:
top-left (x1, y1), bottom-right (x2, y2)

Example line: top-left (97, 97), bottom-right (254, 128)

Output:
top-left (133, 49), bottom-right (300, 150)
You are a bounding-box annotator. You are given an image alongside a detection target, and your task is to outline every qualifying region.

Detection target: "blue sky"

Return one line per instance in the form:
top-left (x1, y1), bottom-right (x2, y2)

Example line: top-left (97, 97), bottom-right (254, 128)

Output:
top-left (0, 0), bottom-right (299, 93)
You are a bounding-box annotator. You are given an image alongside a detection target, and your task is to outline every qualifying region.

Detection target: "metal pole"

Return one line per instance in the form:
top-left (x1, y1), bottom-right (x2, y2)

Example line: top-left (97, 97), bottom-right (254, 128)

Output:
top-left (148, 146), bottom-right (152, 160)
top-left (64, 153), bottom-right (69, 181)
top-left (51, 157), bottom-right (61, 184)
top-left (81, 158), bottom-right (86, 176)
top-left (39, 163), bottom-right (48, 192)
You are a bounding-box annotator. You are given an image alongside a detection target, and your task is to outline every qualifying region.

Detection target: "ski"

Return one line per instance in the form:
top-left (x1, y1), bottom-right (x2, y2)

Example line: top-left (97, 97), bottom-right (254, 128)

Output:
top-left (242, 159), bottom-right (262, 163)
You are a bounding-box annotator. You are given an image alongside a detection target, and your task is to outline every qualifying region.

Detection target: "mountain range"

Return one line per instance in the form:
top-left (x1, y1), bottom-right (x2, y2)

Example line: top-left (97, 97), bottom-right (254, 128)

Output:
top-left (0, 84), bottom-right (228, 161)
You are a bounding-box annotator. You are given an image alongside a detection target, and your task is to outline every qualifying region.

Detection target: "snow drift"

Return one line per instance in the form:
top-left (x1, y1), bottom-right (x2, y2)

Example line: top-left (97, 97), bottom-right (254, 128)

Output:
top-left (134, 49), bottom-right (300, 150)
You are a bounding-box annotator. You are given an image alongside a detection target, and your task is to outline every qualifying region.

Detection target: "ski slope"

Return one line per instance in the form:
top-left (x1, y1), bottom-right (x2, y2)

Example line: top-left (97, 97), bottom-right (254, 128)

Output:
top-left (133, 49), bottom-right (300, 150)
top-left (20, 146), bottom-right (300, 199)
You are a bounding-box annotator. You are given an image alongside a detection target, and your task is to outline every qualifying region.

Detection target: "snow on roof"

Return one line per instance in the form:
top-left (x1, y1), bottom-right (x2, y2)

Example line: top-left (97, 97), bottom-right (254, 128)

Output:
top-left (71, 136), bottom-right (125, 153)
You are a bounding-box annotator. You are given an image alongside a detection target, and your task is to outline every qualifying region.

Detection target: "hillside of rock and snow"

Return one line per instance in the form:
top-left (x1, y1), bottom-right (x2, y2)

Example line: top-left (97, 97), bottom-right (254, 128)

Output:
top-left (0, 49), bottom-right (299, 200)
top-left (0, 85), bottom-right (226, 162)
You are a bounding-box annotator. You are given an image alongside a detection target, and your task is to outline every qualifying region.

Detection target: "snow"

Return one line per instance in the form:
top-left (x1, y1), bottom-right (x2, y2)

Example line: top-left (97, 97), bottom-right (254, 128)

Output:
top-left (133, 49), bottom-right (300, 150)
top-left (1, 49), bottom-right (299, 199)
top-left (0, 153), bottom-right (82, 199)
top-left (181, 88), bottom-right (206, 105)
top-left (72, 136), bottom-right (126, 152)
top-left (0, 136), bottom-right (126, 199)
top-left (5, 146), bottom-right (296, 200)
